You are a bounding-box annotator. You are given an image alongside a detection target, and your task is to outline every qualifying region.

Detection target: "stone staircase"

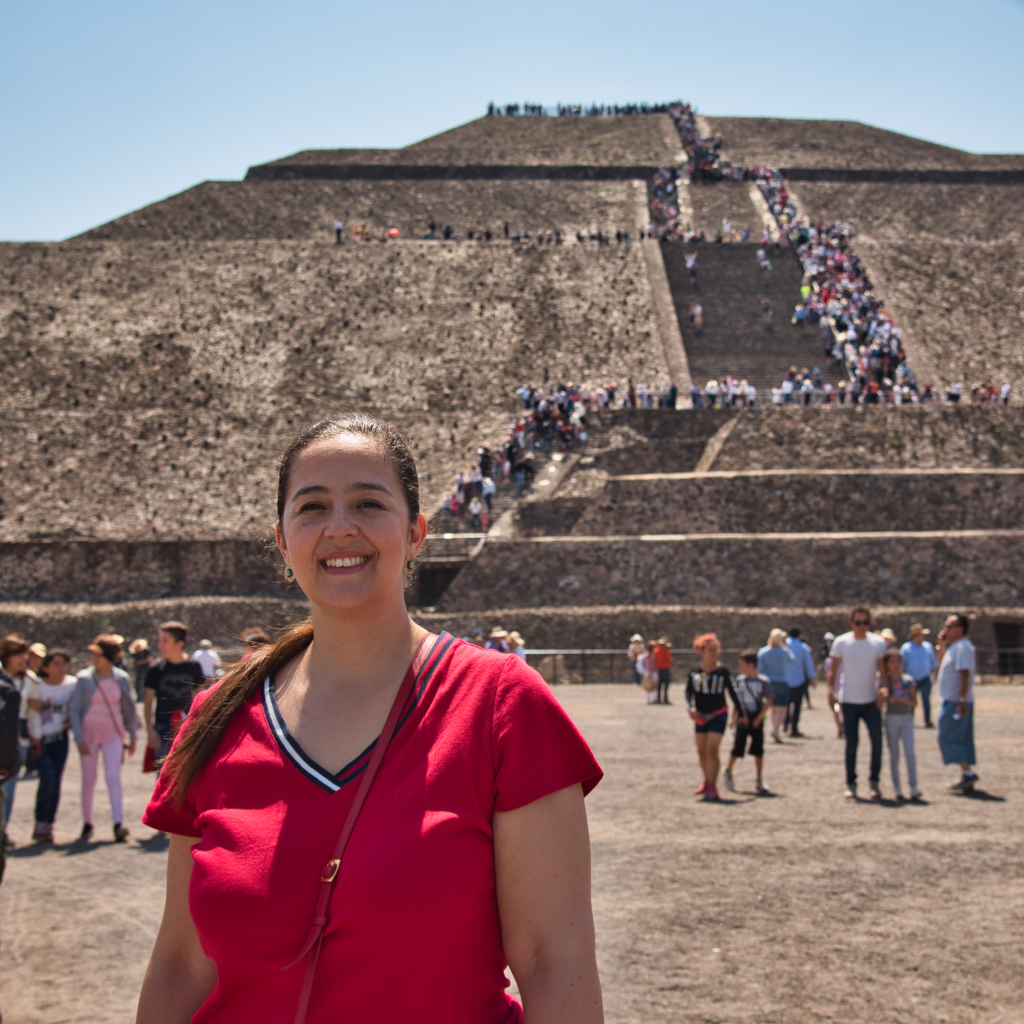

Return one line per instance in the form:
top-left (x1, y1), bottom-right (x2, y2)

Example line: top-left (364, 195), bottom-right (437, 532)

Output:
top-left (661, 241), bottom-right (848, 395)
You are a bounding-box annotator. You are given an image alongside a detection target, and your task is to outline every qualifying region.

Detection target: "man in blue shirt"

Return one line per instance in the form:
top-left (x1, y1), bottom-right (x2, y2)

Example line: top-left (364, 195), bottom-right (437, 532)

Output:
top-left (900, 623), bottom-right (938, 728)
top-left (785, 628), bottom-right (817, 737)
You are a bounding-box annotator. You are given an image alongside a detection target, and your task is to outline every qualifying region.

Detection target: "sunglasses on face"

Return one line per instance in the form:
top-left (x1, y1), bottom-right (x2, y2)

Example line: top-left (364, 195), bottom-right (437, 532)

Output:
top-left (852, 619), bottom-right (870, 626)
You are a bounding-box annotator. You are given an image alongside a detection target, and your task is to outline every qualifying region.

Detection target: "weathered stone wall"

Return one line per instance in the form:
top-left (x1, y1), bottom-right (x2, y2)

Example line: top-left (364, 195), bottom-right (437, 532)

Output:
top-left (2, 597), bottom-right (1017, 677)
top-left (0, 541), bottom-right (286, 602)
top-left (570, 471), bottom-right (1024, 536)
top-left (260, 115), bottom-right (683, 170)
top-left (702, 116), bottom-right (1024, 172)
top-left (78, 180), bottom-right (643, 243)
top-left (437, 534), bottom-right (1024, 611)
top-left (0, 240), bottom-right (664, 542)
top-left (711, 407), bottom-right (1024, 471)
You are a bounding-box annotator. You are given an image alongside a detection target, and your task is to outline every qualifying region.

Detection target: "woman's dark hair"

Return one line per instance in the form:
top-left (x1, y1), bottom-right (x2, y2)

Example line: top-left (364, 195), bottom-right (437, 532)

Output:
top-left (165, 414), bottom-right (420, 804)
top-left (0, 635), bottom-right (29, 666)
top-left (41, 649), bottom-right (72, 676)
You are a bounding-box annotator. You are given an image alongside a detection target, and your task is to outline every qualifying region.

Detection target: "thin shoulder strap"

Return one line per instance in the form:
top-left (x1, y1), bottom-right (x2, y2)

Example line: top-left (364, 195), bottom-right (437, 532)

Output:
top-left (94, 673), bottom-right (126, 743)
top-left (285, 632), bottom-right (440, 1024)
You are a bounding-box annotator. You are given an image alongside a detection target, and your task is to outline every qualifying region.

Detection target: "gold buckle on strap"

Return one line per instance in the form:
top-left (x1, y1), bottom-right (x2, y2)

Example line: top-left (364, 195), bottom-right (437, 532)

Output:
top-left (321, 859), bottom-right (341, 883)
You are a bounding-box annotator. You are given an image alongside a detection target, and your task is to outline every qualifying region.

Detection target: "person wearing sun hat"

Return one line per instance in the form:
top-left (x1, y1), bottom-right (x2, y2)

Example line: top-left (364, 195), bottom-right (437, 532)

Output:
top-left (627, 634), bottom-right (645, 685)
top-left (485, 628), bottom-right (509, 654)
top-left (900, 624), bottom-right (938, 728)
top-left (507, 632), bottom-right (527, 661)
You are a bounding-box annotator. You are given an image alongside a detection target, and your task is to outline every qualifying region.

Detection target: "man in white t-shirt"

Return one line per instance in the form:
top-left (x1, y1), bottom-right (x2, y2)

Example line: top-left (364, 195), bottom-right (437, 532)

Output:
top-left (935, 614), bottom-right (979, 793)
top-left (826, 606), bottom-right (889, 800)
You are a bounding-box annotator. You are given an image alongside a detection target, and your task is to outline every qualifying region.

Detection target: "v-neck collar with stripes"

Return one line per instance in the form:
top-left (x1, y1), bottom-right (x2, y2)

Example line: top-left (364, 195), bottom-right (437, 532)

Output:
top-left (261, 632), bottom-right (455, 793)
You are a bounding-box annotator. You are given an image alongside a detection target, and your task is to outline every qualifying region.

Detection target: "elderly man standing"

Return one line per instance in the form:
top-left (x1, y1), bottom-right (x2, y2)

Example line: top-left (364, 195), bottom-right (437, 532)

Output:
top-left (827, 606), bottom-right (889, 800)
top-left (935, 614), bottom-right (979, 793)
top-left (900, 624), bottom-right (938, 728)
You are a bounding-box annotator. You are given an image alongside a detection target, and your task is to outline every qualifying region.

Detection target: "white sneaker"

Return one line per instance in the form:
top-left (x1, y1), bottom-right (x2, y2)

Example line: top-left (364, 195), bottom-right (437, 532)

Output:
top-left (723, 769), bottom-right (735, 792)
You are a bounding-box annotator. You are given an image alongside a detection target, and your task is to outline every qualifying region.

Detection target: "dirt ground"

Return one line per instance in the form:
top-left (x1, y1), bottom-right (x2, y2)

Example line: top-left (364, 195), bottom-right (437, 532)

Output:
top-left (1, 684), bottom-right (1021, 1023)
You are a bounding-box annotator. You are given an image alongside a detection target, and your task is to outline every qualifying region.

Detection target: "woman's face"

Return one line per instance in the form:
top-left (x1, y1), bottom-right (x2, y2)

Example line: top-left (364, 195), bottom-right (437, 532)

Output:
top-left (276, 434), bottom-right (426, 613)
top-left (89, 652), bottom-right (113, 674)
top-left (701, 639), bottom-right (721, 663)
top-left (4, 651), bottom-right (28, 676)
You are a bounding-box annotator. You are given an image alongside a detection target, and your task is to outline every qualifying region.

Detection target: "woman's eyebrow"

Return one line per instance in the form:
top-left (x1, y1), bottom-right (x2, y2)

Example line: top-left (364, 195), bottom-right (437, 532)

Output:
top-left (347, 481), bottom-right (393, 496)
top-left (291, 484), bottom-right (329, 502)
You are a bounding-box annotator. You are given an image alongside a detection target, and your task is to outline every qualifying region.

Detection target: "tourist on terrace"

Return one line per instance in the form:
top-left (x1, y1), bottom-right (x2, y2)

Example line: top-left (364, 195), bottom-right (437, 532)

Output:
top-left (901, 624), bottom-right (938, 728)
top-left (654, 637), bottom-right (673, 704)
top-left (724, 650), bottom-right (772, 796)
top-left (757, 630), bottom-right (794, 744)
top-left (0, 661), bottom-right (20, 880)
top-left (883, 650), bottom-right (922, 801)
top-left (827, 607), bottom-right (888, 801)
top-left (138, 414), bottom-right (603, 1024)
top-left (935, 613), bottom-right (979, 794)
top-left (685, 634), bottom-right (740, 802)
top-left (70, 634), bottom-right (140, 843)
top-left (25, 650), bottom-right (76, 843)
top-left (783, 629), bottom-right (816, 738)
top-left (627, 634), bottom-right (645, 685)
top-left (0, 635), bottom-right (36, 849)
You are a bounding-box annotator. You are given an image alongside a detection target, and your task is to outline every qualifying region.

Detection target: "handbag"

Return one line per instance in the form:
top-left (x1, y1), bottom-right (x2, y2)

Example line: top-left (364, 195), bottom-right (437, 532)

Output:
top-left (95, 675), bottom-right (129, 763)
top-left (284, 633), bottom-right (438, 1024)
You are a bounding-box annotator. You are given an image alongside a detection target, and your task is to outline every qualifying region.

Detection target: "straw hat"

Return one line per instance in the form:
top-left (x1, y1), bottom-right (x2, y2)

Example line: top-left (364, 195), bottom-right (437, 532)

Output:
top-left (657, 636), bottom-right (672, 646)
top-left (489, 628), bottom-right (508, 639)
top-left (630, 633), bottom-right (643, 642)
top-left (28, 642), bottom-right (47, 658)
top-left (508, 632), bottom-right (524, 646)
top-left (880, 628), bottom-right (898, 642)
top-left (909, 623), bottom-right (931, 636)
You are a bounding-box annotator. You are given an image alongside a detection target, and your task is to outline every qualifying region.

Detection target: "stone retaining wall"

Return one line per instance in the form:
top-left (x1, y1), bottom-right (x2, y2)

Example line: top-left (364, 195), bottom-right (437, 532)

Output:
top-left (437, 534), bottom-right (1024, 610)
top-left (571, 472), bottom-right (1024, 536)
top-left (2, 597), bottom-right (1019, 672)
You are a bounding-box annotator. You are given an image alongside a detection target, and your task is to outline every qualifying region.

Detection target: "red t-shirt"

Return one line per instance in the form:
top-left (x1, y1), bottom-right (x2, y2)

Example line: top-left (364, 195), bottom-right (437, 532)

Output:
top-left (143, 633), bottom-right (602, 1023)
top-left (654, 645), bottom-right (673, 670)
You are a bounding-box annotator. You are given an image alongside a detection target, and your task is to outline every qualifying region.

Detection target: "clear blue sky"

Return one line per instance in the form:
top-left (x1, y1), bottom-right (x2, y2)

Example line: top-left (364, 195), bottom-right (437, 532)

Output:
top-left (3, 0), bottom-right (1023, 240)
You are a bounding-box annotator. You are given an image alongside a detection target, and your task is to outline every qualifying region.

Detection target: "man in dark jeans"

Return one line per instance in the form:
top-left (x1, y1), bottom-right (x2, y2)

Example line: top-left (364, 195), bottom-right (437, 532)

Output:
top-left (826, 606), bottom-right (889, 800)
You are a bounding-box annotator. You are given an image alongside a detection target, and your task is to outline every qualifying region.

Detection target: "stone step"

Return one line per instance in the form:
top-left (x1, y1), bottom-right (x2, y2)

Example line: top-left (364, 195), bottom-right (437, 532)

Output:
top-left (661, 241), bottom-right (848, 394)
top-left (436, 532), bottom-right (1024, 611)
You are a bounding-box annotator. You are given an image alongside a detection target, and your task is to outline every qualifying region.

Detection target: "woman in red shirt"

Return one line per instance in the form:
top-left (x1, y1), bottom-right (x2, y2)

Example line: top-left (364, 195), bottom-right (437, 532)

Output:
top-left (137, 415), bottom-right (604, 1024)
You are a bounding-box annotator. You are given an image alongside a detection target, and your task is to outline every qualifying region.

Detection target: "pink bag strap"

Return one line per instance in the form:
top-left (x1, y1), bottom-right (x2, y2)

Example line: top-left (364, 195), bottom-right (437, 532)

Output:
top-left (285, 632), bottom-right (439, 1024)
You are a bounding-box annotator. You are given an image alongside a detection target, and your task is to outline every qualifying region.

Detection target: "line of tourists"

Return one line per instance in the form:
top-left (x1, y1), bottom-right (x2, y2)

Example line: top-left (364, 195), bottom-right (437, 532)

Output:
top-left (625, 610), bottom-right (980, 802)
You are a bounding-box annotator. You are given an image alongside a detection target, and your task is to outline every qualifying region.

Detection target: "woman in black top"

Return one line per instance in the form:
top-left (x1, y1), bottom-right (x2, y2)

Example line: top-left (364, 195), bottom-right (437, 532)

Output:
top-left (685, 633), bottom-right (740, 801)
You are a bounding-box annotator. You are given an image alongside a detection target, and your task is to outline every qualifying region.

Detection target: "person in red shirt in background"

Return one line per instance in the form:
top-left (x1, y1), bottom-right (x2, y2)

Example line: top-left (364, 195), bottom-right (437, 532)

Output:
top-left (138, 414), bottom-right (603, 1024)
top-left (654, 636), bottom-right (674, 704)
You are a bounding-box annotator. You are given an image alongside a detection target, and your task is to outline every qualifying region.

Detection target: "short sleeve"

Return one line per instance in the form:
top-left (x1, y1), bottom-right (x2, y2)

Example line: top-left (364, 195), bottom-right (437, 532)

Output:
top-left (143, 664), bottom-right (160, 692)
top-left (952, 643), bottom-right (973, 672)
top-left (141, 688), bottom-right (215, 838)
top-left (491, 658), bottom-right (602, 813)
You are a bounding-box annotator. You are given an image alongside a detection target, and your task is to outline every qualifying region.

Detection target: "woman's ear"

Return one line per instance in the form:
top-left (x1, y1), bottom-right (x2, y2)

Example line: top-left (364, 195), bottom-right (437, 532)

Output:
top-left (274, 521), bottom-right (289, 568)
top-left (408, 513), bottom-right (428, 557)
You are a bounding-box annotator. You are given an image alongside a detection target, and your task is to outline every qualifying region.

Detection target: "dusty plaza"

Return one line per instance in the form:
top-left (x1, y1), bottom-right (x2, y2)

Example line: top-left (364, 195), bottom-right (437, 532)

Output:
top-left (1, 682), bottom-right (1021, 1023)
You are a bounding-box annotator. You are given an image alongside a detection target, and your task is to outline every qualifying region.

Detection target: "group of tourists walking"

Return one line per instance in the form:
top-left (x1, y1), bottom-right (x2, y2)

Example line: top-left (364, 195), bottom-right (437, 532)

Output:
top-left (627, 607), bottom-right (981, 803)
top-left (0, 621), bottom-right (215, 852)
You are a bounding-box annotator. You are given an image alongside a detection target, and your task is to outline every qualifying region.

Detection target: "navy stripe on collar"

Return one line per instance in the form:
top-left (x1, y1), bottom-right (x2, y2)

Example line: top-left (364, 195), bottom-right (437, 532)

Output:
top-left (262, 632), bottom-right (453, 793)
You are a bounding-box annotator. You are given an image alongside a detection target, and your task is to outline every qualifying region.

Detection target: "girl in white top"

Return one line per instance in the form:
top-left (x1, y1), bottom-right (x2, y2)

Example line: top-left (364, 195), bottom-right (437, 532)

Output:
top-left (26, 650), bottom-right (77, 842)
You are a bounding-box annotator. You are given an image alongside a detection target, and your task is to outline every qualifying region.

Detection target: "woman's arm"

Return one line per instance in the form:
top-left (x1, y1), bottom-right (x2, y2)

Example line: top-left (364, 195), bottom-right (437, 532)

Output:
top-left (494, 784), bottom-right (603, 1024)
top-left (137, 835), bottom-right (217, 1024)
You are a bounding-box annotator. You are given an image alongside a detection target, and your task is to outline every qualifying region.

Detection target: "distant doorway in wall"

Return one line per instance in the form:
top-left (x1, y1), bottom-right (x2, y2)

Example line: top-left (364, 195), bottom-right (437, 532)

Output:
top-left (993, 622), bottom-right (1024, 676)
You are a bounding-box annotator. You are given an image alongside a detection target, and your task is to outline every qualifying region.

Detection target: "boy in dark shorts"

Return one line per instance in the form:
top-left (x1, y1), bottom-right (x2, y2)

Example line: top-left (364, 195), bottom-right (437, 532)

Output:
top-left (724, 650), bottom-right (773, 795)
